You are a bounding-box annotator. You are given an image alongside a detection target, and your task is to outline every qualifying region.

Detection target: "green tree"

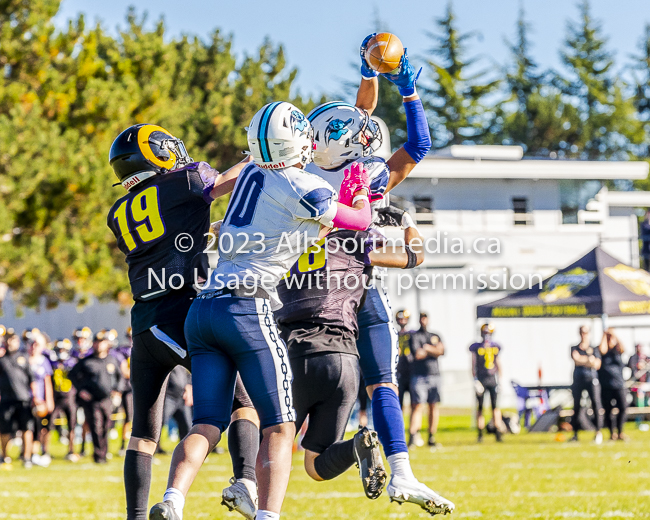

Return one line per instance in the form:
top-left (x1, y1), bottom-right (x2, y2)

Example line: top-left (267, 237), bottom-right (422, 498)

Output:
top-left (558, 0), bottom-right (642, 159)
top-left (500, 5), bottom-right (581, 156)
top-left (420, 2), bottom-right (500, 148)
top-left (0, 4), bottom-right (317, 311)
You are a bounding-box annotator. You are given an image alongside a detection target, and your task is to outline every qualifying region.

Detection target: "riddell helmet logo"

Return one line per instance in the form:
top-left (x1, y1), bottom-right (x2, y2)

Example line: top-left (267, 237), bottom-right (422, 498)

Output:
top-left (122, 175), bottom-right (140, 189)
top-left (259, 161), bottom-right (286, 169)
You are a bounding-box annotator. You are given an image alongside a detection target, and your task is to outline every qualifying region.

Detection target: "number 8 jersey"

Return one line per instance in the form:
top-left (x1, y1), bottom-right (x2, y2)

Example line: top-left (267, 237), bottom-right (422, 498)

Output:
top-left (206, 163), bottom-right (338, 307)
top-left (107, 164), bottom-right (214, 301)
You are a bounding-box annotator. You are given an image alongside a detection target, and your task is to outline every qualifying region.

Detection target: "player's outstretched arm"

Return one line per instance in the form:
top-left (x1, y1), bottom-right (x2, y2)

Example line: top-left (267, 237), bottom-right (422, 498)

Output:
top-left (356, 33), bottom-right (379, 115)
top-left (369, 208), bottom-right (424, 268)
top-left (208, 154), bottom-right (254, 200)
top-left (381, 51), bottom-right (431, 193)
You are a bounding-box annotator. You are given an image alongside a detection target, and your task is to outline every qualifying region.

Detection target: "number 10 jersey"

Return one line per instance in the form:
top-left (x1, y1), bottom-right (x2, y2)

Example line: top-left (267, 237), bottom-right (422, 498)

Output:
top-left (206, 163), bottom-right (338, 307)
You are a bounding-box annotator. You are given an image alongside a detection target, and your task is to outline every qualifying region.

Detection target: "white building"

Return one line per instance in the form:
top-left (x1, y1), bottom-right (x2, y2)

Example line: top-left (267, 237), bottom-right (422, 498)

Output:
top-left (383, 145), bottom-right (650, 407)
top-left (3, 145), bottom-right (650, 409)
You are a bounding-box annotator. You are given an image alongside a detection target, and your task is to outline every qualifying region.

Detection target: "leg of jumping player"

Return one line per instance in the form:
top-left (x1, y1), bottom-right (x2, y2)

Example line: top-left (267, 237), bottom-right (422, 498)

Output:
top-left (358, 286), bottom-right (454, 516)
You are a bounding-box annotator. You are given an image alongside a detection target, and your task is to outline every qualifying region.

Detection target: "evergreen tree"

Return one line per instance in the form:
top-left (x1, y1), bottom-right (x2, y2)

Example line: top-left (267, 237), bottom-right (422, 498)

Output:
top-left (500, 5), bottom-right (581, 156)
top-left (420, 2), bottom-right (500, 148)
top-left (632, 24), bottom-right (650, 158)
top-left (558, 0), bottom-right (641, 159)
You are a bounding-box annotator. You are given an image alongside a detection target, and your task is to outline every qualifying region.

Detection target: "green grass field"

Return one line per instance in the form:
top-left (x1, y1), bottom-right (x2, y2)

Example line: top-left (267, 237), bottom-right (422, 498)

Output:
top-left (2, 414), bottom-right (649, 519)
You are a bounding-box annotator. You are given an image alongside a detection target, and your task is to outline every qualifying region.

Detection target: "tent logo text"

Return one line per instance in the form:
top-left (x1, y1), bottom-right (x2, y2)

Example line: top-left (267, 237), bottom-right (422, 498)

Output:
top-left (538, 268), bottom-right (596, 303)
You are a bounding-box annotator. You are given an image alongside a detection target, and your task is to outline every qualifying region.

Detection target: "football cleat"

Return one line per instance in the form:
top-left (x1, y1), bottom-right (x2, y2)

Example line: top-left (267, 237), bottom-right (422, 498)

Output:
top-left (149, 501), bottom-right (180, 520)
top-left (387, 475), bottom-right (455, 516)
top-left (353, 427), bottom-right (387, 499)
top-left (222, 477), bottom-right (258, 520)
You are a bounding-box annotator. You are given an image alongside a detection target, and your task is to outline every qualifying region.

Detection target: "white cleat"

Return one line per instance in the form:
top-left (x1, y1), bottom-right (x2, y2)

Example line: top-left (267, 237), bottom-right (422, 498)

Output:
top-left (387, 475), bottom-right (455, 516)
top-left (222, 478), bottom-right (258, 520)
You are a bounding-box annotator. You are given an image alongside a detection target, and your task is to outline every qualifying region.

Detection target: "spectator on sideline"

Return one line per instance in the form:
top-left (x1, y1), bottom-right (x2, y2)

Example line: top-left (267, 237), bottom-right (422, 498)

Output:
top-left (408, 312), bottom-right (444, 448)
top-left (69, 330), bottom-right (122, 463)
top-left (161, 367), bottom-right (193, 446)
top-left (641, 209), bottom-right (650, 271)
top-left (627, 344), bottom-right (649, 407)
top-left (26, 329), bottom-right (55, 467)
top-left (395, 310), bottom-right (413, 410)
top-left (599, 329), bottom-right (628, 441)
top-left (470, 323), bottom-right (504, 443)
top-left (0, 331), bottom-right (36, 467)
top-left (570, 325), bottom-right (603, 444)
top-left (112, 328), bottom-right (133, 457)
top-left (50, 338), bottom-right (80, 461)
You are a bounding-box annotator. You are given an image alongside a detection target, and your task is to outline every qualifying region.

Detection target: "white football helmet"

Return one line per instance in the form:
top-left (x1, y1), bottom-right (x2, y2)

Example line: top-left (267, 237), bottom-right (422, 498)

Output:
top-left (247, 102), bottom-right (313, 169)
top-left (307, 102), bottom-right (382, 169)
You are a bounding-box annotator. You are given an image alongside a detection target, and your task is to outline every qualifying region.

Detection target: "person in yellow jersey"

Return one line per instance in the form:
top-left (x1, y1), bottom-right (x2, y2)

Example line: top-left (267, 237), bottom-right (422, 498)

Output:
top-left (470, 323), bottom-right (504, 442)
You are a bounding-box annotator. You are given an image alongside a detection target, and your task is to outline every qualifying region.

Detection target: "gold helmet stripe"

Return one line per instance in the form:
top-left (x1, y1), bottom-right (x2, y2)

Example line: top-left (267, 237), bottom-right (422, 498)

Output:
top-left (137, 125), bottom-right (177, 170)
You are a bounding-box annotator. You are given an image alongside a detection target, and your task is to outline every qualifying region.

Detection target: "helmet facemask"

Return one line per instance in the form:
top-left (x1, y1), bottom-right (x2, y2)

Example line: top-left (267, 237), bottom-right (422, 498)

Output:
top-left (148, 135), bottom-right (193, 171)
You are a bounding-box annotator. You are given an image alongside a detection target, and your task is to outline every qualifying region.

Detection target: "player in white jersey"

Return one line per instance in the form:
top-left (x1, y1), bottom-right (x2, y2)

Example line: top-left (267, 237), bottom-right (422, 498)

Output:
top-left (150, 101), bottom-right (373, 520)
top-left (304, 36), bottom-right (455, 516)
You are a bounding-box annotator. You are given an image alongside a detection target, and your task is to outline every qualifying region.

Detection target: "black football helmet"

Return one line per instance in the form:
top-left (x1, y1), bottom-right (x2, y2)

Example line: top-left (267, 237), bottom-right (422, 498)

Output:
top-left (109, 124), bottom-right (193, 190)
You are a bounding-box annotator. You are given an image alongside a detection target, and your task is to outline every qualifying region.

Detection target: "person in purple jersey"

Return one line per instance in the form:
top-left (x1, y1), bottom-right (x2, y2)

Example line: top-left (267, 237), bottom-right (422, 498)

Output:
top-left (50, 338), bottom-right (80, 461)
top-left (25, 329), bottom-right (54, 467)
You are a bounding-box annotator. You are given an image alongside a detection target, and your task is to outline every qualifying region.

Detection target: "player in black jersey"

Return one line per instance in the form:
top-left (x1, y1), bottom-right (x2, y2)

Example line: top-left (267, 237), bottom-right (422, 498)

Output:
top-left (273, 206), bottom-right (426, 503)
top-left (107, 124), bottom-right (257, 520)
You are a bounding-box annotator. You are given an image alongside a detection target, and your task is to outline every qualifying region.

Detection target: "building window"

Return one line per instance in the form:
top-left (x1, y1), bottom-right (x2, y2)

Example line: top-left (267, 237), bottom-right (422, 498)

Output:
top-left (413, 196), bottom-right (434, 225)
top-left (512, 197), bottom-right (531, 226)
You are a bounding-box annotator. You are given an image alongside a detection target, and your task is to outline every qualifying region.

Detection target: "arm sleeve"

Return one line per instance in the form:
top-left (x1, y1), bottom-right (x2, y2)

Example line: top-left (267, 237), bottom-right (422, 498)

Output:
top-left (331, 200), bottom-right (371, 231)
top-left (402, 98), bottom-right (431, 163)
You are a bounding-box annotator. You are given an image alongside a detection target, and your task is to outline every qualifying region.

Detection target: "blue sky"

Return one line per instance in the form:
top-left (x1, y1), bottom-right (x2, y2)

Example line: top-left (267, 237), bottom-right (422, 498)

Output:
top-left (54, 0), bottom-right (650, 99)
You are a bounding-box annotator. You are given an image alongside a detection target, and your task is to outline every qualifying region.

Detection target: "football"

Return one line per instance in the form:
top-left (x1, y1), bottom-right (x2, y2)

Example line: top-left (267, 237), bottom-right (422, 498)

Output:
top-left (364, 32), bottom-right (404, 73)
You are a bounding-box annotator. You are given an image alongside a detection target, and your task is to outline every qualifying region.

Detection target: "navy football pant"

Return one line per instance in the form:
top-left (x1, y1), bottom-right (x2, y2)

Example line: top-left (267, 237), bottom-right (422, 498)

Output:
top-left (357, 285), bottom-right (399, 386)
top-left (186, 295), bottom-right (295, 432)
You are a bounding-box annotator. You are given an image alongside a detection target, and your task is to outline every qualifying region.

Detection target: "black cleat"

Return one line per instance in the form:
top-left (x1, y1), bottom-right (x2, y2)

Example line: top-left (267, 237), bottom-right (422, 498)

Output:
top-left (354, 427), bottom-right (387, 500)
top-left (149, 501), bottom-right (180, 520)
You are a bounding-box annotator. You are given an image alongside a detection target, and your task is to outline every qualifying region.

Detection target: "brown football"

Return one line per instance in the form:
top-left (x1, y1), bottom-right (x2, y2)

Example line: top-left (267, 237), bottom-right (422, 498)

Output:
top-left (364, 32), bottom-right (404, 74)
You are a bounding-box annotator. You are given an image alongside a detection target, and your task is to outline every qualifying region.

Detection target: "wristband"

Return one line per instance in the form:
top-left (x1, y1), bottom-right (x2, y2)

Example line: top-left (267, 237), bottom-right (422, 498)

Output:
top-left (404, 245), bottom-right (418, 269)
top-left (352, 194), bottom-right (368, 205)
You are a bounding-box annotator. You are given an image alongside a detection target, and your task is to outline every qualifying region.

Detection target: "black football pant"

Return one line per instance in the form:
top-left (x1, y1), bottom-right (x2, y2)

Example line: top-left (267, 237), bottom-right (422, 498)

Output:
top-left (572, 378), bottom-right (603, 432)
top-left (82, 398), bottom-right (113, 463)
top-left (162, 396), bottom-right (192, 441)
top-left (601, 386), bottom-right (627, 435)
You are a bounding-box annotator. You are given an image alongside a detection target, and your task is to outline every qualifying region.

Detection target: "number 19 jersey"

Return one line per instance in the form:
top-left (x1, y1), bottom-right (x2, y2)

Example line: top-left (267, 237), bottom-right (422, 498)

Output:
top-left (107, 165), bottom-right (213, 301)
top-left (207, 163), bottom-right (338, 307)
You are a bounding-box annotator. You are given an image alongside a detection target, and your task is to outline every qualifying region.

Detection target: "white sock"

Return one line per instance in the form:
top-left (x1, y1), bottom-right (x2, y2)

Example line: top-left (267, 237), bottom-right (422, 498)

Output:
top-left (256, 510), bottom-right (280, 520)
top-left (387, 452), bottom-right (416, 481)
top-left (163, 488), bottom-right (185, 520)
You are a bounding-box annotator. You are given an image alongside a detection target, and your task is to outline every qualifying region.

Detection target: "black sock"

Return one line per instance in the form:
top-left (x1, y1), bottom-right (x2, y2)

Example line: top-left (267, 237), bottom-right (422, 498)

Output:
top-left (313, 439), bottom-right (355, 480)
top-left (228, 419), bottom-right (259, 483)
top-left (124, 450), bottom-right (153, 520)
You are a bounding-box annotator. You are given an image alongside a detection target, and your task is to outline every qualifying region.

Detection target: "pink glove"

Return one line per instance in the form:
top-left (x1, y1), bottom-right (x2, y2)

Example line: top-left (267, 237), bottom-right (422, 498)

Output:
top-left (338, 162), bottom-right (370, 207)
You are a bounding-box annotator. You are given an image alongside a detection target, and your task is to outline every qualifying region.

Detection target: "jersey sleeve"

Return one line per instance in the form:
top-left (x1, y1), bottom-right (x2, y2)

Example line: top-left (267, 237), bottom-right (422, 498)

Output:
top-left (289, 172), bottom-right (338, 226)
top-left (362, 157), bottom-right (390, 199)
top-left (185, 162), bottom-right (218, 204)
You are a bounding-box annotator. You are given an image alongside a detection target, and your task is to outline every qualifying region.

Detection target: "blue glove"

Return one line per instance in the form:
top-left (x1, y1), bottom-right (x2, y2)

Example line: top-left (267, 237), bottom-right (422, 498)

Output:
top-left (381, 49), bottom-right (422, 97)
top-left (360, 33), bottom-right (378, 79)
